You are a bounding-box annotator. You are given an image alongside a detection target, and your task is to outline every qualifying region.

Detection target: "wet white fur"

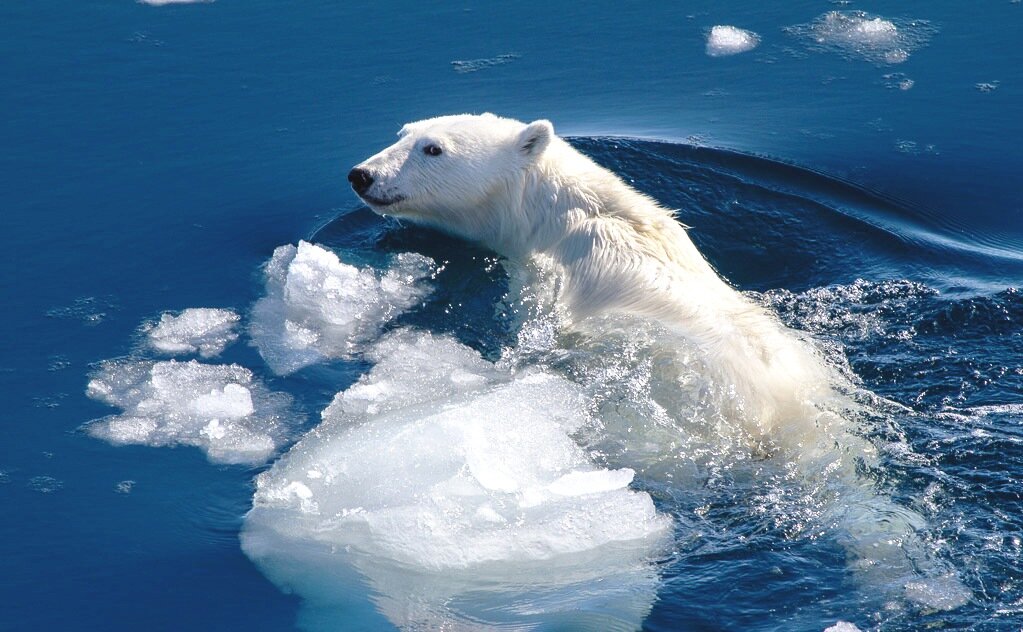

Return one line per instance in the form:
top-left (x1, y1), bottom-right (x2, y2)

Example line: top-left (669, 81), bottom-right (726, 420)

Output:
top-left (353, 113), bottom-right (970, 607)
top-left (354, 113), bottom-right (832, 436)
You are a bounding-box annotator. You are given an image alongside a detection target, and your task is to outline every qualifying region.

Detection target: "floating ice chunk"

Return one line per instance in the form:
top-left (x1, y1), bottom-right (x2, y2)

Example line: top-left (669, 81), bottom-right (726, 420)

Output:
top-left (884, 48), bottom-right (909, 64)
top-left (705, 25), bottom-right (760, 57)
top-left (146, 308), bottom-right (239, 358)
top-left (548, 468), bottom-right (634, 496)
top-left (250, 241), bottom-right (435, 375)
top-left (243, 329), bottom-right (670, 630)
top-left (851, 17), bottom-right (898, 42)
top-left (86, 359), bottom-right (293, 464)
top-left (786, 11), bottom-right (937, 65)
top-left (824, 623), bottom-right (862, 632)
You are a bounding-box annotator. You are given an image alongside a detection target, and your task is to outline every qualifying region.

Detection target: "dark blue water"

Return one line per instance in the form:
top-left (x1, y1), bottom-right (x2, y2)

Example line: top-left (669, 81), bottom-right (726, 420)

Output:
top-left (2, 1), bottom-right (1021, 630)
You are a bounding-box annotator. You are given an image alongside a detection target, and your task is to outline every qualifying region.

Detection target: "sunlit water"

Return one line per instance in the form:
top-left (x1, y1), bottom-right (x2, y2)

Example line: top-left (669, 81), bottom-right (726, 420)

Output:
top-left (3, 1), bottom-right (1021, 631)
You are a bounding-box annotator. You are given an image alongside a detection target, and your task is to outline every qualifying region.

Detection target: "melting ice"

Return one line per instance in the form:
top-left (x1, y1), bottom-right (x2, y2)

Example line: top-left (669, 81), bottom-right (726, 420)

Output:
top-left (86, 240), bottom-right (972, 627)
top-left (705, 25), bottom-right (760, 57)
top-left (243, 329), bottom-right (671, 630)
top-left (786, 11), bottom-right (937, 65)
top-left (87, 359), bottom-right (293, 465)
top-left (146, 308), bottom-right (239, 357)
top-left (250, 241), bottom-right (434, 375)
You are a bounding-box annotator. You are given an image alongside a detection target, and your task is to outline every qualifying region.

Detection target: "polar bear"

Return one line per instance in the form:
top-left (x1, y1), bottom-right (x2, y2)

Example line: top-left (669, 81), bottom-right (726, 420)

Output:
top-left (348, 113), bottom-right (969, 609)
top-left (348, 112), bottom-right (832, 438)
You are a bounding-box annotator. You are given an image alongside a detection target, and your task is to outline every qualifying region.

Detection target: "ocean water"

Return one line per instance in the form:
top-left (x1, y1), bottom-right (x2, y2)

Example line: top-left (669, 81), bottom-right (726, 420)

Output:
top-left (2, 1), bottom-right (1022, 631)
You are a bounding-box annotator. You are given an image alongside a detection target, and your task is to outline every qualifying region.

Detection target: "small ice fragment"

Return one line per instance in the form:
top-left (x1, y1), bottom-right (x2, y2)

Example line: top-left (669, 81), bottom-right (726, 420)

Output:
top-left (86, 359), bottom-right (294, 465)
top-left (115, 480), bottom-right (136, 494)
top-left (548, 468), bottom-right (635, 496)
top-left (190, 383), bottom-right (255, 419)
top-left (884, 48), bottom-right (909, 64)
top-left (786, 11), bottom-right (936, 65)
top-left (975, 81), bottom-right (1000, 92)
top-left (853, 17), bottom-right (898, 42)
top-left (146, 308), bottom-right (240, 358)
top-left (201, 419), bottom-right (227, 440)
top-left (706, 25), bottom-right (760, 57)
top-left (103, 417), bottom-right (160, 443)
top-left (250, 242), bottom-right (435, 375)
top-left (283, 481), bottom-right (313, 500)
top-left (824, 623), bottom-right (862, 632)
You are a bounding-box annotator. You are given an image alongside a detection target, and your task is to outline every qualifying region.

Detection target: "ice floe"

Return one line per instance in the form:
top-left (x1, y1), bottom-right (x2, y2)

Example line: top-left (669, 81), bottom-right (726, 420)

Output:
top-left (250, 241), bottom-right (435, 375)
top-left (824, 623), bottom-right (862, 632)
top-left (705, 25), bottom-right (760, 57)
top-left (786, 11), bottom-right (937, 65)
top-left (86, 359), bottom-right (293, 464)
top-left (243, 329), bottom-right (671, 630)
top-left (146, 308), bottom-right (240, 358)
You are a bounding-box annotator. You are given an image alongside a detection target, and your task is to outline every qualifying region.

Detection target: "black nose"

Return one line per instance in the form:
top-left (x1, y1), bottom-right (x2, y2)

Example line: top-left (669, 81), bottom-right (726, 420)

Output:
top-left (348, 168), bottom-right (374, 195)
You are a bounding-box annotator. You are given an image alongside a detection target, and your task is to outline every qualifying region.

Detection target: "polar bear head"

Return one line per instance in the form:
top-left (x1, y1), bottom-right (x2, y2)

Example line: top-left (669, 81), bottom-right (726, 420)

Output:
top-left (348, 113), bottom-right (554, 245)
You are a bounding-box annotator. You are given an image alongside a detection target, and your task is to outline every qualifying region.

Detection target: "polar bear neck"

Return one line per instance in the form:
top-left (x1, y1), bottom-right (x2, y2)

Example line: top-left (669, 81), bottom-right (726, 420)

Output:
top-left (476, 138), bottom-right (709, 277)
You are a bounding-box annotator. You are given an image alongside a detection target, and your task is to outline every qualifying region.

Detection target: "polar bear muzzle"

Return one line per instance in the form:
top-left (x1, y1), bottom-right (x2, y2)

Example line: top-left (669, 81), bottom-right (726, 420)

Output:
top-left (347, 167), bottom-right (405, 207)
top-left (347, 167), bottom-right (373, 196)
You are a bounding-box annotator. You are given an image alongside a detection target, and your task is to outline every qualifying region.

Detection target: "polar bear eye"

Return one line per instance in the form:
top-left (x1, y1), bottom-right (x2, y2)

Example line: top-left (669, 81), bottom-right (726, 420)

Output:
top-left (423, 144), bottom-right (443, 157)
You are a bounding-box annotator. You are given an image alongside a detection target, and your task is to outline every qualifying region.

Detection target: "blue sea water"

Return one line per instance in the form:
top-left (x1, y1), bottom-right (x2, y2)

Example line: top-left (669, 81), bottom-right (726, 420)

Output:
top-left (2, 1), bottom-right (1022, 630)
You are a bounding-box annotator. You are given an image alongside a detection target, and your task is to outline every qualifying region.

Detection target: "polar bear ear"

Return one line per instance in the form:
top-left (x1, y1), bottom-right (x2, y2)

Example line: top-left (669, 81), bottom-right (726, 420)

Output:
top-left (518, 120), bottom-right (554, 159)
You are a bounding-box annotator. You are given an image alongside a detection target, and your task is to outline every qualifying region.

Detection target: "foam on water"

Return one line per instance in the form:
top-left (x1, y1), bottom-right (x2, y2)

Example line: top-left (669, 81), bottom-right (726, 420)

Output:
top-left (145, 308), bottom-right (239, 358)
top-left (250, 241), bottom-right (435, 375)
top-left (705, 25), bottom-right (760, 57)
top-left (243, 329), bottom-right (671, 630)
top-left (786, 11), bottom-right (937, 65)
top-left (86, 359), bottom-right (293, 464)
top-left (451, 53), bottom-right (521, 74)
top-left (500, 269), bottom-right (972, 611)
